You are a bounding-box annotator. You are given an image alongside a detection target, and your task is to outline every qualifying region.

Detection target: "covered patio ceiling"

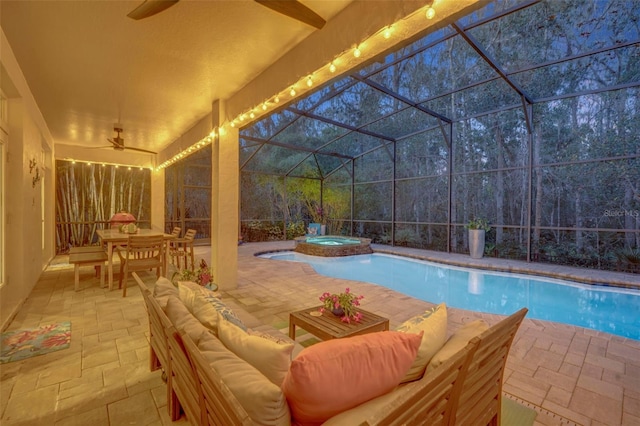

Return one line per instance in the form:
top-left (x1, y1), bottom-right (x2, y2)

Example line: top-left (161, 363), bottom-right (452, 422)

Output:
top-left (0, 0), bottom-right (355, 157)
top-left (240, 0), bottom-right (640, 179)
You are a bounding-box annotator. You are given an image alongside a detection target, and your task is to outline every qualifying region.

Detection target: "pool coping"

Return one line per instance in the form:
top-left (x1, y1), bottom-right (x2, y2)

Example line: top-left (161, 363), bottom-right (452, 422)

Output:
top-left (254, 243), bottom-right (640, 291)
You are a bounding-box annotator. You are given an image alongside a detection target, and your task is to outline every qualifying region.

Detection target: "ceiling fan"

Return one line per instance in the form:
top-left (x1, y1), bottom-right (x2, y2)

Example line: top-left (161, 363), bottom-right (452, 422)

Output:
top-left (127, 0), bottom-right (326, 29)
top-left (104, 124), bottom-right (157, 154)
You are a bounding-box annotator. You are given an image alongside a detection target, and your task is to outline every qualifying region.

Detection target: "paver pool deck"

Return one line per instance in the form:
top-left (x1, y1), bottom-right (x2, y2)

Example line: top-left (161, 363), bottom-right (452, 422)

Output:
top-left (0, 241), bottom-right (638, 425)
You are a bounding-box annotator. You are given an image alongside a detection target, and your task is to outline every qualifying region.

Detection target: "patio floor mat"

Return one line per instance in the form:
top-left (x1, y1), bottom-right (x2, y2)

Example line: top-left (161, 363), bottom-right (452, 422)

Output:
top-left (502, 396), bottom-right (538, 425)
top-left (1, 322), bottom-right (71, 364)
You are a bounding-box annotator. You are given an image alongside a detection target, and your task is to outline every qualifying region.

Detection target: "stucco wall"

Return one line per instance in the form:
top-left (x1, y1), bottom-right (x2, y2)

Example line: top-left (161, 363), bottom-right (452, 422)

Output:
top-left (1, 29), bottom-right (56, 329)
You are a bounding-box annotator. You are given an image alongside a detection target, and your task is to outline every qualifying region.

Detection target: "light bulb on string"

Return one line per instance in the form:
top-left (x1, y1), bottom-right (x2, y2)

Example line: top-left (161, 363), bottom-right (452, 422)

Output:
top-left (354, 46), bottom-right (361, 58)
top-left (425, 7), bottom-right (435, 19)
top-left (290, 87), bottom-right (296, 96)
top-left (383, 26), bottom-right (392, 39)
top-left (307, 76), bottom-right (313, 87)
top-left (329, 62), bottom-right (336, 73)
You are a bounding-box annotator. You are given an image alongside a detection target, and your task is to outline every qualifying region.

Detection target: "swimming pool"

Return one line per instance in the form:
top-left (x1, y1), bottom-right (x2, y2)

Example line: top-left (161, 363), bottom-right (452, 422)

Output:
top-left (261, 252), bottom-right (640, 340)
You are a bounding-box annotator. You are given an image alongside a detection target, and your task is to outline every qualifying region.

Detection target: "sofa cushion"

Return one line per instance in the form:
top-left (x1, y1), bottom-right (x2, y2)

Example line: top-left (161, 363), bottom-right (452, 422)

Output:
top-left (395, 303), bottom-right (448, 383)
top-left (218, 312), bottom-right (294, 387)
top-left (281, 331), bottom-right (422, 426)
top-left (426, 319), bottom-right (489, 373)
top-left (152, 276), bottom-right (178, 308)
top-left (178, 284), bottom-right (245, 335)
top-left (198, 332), bottom-right (291, 426)
top-left (178, 280), bottom-right (219, 298)
top-left (164, 296), bottom-right (210, 344)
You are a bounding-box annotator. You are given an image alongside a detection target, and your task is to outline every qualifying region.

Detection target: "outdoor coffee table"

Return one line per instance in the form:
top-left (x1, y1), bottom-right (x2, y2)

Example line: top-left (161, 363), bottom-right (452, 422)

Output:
top-left (289, 305), bottom-right (389, 341)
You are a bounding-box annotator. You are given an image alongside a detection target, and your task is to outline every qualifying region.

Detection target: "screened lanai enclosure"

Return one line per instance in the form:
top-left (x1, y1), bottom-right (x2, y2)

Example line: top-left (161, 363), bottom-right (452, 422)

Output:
top-left (240, 0), bottom-right (640, 273)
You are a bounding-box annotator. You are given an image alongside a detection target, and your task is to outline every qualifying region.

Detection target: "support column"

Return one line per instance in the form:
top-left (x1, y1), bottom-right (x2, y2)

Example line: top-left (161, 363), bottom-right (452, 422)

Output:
top-left (211, 100), bottom-right (239, 290)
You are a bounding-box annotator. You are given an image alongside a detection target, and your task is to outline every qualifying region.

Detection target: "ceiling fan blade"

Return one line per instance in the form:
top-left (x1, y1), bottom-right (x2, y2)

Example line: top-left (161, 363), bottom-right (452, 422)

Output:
top-left (107, 138), bottom-right (124, 150)
top-left (125, 147), bottom-right (157, 154)
top-left (107, 138), bottom-right (155, 154)
top-left (255, 0), bottom-right (325, 29)
top-left (127, 0), bottom-right (179, 20)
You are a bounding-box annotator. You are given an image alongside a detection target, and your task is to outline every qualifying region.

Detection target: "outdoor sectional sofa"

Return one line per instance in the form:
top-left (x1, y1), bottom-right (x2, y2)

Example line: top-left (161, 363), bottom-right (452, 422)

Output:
top-left (133, 272), bottom-right (527, 426)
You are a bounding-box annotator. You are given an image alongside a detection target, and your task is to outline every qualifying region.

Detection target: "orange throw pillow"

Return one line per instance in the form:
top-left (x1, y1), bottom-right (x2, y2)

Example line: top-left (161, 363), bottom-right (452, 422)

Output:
top-left (281, 331), bottom-right (422, 425)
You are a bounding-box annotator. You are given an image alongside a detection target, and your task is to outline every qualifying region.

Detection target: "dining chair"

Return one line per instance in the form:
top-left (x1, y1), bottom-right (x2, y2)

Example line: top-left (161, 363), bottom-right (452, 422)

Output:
top-left (169, 228), bottom-right (196, 271)
top-left (117, 234), bottom-right (165, 297)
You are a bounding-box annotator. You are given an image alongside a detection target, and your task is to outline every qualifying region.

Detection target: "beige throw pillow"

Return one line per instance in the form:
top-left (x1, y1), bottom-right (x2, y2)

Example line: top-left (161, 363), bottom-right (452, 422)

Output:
top-left (426, 319), bottom-right (489, 373)
top-left (177, 284), bottom-right (245, 335)
top-left (396, 303), bottom-right (448, 383)
top-left (218, 312), bottom-right (294, 387)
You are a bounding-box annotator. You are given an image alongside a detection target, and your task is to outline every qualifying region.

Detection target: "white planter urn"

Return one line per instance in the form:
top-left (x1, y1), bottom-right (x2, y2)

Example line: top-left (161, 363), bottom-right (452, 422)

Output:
top-left (468, 229), bottom-right (485, 259)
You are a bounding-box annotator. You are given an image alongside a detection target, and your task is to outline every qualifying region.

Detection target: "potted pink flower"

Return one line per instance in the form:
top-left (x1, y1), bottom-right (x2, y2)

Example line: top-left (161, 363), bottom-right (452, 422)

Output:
top-left (319, 288), bottom-right (364, 323)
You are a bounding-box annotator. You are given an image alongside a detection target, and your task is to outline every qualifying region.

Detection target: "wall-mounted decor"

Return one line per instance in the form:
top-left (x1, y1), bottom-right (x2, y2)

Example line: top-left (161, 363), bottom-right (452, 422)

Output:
top-left (29, 158), bottom-right (42, 188)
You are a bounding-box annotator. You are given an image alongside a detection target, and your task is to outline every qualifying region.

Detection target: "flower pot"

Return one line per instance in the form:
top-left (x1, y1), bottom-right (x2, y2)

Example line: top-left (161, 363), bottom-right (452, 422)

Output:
top-left (331, 307), bottom-right (344, 317)
top-left (468, 229), bottom-right (485, 259)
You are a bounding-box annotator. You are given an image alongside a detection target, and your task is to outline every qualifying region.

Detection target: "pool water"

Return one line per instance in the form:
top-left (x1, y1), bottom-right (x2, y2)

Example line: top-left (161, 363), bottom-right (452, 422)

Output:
top-left (305, 236), bottom-right (361, 245)
top-left (261, 252), bottom-right (640, 340)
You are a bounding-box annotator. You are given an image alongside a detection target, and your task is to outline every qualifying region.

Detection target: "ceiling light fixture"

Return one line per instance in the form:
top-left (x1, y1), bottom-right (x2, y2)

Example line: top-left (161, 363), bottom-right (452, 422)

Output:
top-left (329, 62), bottom-right (337, 73)
top-left (353, 45), bottom-right (362, 58)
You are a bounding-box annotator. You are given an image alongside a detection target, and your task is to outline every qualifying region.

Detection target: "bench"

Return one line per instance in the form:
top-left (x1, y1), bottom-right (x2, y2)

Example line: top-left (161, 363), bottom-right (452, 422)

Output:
top-left (134, 272), bottom-right (528, 425)
top-left (70, 246), bottom-right (106, 275)
top-left (69, 250), bottom-right (108, 291)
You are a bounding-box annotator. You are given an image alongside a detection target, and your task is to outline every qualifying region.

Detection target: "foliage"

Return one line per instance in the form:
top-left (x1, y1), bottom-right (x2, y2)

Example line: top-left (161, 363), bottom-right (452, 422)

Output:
top-left (616, 249), bottom-right (640, 265)
top-left (55, 160), bottom-right (151, 253)
top-left (239, 0), bottom-right (640, 274)
top-left (465, 218), bottom-right (491, 232)
top-left (172, 259), bottom-right (215, 289)
top-left (286, 221), bottom-right (306, 239)
top-left (394, 228), bottom-right (419, 246)
top-left (241, 221), bottom-right (283, 242)
top-left (319, 288), bottom-right (364, 323)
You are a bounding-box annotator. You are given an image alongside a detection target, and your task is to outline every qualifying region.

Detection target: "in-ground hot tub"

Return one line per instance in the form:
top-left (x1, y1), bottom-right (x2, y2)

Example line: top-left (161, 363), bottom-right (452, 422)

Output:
top-left (294, 235), bottom-right (372, 257)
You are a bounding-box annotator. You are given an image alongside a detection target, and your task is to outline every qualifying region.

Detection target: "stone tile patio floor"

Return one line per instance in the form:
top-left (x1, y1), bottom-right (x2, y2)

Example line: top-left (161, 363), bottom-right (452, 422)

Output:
top-left (0, 241), bottom-right (638, 425)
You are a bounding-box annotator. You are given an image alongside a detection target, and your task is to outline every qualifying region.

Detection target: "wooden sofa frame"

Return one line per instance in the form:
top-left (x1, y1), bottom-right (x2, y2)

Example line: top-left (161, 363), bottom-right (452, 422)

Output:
top-left (134, 272), bottom-right (527, 426)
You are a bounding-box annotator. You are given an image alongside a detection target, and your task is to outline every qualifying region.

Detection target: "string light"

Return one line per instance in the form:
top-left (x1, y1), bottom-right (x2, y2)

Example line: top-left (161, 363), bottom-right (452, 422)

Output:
top-left (425, 7), bottom-right (435, 19)
top-left (155, 125), bottom-right (226, 170)
top-left (64, 158), bottom-right (152, 170)
top-left (186, 1), bottom-right (440, 166)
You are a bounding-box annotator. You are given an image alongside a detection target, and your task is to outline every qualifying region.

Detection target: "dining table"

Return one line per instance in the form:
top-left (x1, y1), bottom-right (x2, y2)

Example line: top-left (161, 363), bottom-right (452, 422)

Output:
top-left (96, 228), bottom-right (175, 290)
